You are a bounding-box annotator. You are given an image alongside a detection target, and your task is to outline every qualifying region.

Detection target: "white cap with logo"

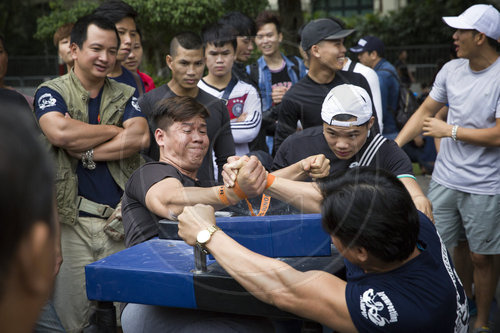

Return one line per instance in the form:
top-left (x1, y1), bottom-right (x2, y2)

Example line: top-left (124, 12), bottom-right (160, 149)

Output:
top-left (442, 4), bottom-right (500, 40)
top-left (321, 84), bottom-right (373, 127)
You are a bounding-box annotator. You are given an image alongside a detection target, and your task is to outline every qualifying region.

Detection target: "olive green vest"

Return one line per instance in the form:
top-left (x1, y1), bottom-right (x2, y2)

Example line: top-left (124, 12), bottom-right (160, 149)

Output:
top-left (37, 70), bottom-right (142, 225)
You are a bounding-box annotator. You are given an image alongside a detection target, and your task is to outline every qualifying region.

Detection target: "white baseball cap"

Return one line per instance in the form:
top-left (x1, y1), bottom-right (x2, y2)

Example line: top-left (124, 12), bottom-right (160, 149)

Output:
top-left (442, 4), bottom-right (500, 40)
top-left (321, 84), bottom-right (373, 127)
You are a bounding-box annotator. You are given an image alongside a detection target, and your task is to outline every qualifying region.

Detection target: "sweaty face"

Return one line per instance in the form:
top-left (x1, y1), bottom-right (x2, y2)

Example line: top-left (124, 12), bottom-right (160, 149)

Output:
top-left (167, 46), bottom-right (204, 92)
top-left (0, 40), bottom-right (8, 81)
top-left (124, 39), bottom-right (143, 72)
top-left (204, 42), bottom-right (235, 77)
top-left (72, 24), bottom-right (118, 80)
top-left (322, 120), bottom-right (372, 160)
top-left (315, 39), bottom-right (346, 72)
top-left (115, 17), bottom-right (137, 62)
top-left (255, 23), bottom-right (282, 57)
top-left (58, 37), bottom-right (74, 67)
top-left (235, 36), bottom-right (254, 62)
top-left (158, 116), bottom-right (209, 173)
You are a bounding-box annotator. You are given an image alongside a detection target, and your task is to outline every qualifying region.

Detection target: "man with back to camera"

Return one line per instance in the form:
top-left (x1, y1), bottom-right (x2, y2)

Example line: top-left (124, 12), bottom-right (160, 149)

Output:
top-left (33, 14), bottom-right (149, 332)
top-left (350, 35), bottom-right (400, 139)
top-left (273, 18), bottom-right (379, 155)
top-left (270, 83), bottom-right (432, 220)
top-left (93, 0), bottom-right (145, 97)
top-left (178, 167), bottom-right (468, 332)
top-left (198, 22), bottom-right (262, 157)
top-left (138, 31), bottom-right (235, 185)
top-left (0, 107), bottom-right (58, 333)
top-left (395, 4), bottom-right (500, 332)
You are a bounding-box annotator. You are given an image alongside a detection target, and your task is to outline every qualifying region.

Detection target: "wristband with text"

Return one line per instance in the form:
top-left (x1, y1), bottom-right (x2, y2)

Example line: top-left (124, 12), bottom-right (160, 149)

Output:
top-left (218, 186), bottom-right (230, 206)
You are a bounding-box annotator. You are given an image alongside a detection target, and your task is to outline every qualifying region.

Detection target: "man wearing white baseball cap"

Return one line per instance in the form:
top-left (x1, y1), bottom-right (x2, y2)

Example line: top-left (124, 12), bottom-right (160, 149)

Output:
top-left (273, 84), bottom-right (432, 219)
top-left (395, 5), bottom-right (500, 332)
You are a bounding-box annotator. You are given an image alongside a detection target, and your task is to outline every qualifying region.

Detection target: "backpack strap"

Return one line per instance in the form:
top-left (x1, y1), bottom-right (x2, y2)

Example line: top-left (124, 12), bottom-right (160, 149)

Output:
top-left (347, 59), bottom-right (357, 72)
top-left (249, 63), bottom-right (259, 87)
top-left (221, 76), bottom-right (238, 105)
top-left (131, 70), bottom-right (144, 97)
top-left (288, 55), bottom-right (301, 79)
top-left (358, 134), bottom-right (387, 167)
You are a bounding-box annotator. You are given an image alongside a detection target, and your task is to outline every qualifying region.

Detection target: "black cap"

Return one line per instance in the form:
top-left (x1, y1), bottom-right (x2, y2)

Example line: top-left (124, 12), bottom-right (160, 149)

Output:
top-left (300, 18), bottom-right (355, 51)
top-left (349, 36), bottom-right (385, 55)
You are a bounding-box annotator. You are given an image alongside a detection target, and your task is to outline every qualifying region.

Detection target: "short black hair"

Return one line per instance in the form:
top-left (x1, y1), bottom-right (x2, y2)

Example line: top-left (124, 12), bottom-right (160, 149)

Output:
top-left (92, 0), bottom-right (138, 24)
top-left (170, 32), bottom-right (203, 57)
top-left (255, 11), bottom-right (281, 33)
top-left (218, 11), bottom-right (256, 37)
top-left (0, 101), bottom-right (55, 298)
top-left (201, 23), bottom-right (237, 52)
top-left (320, 167), bottom-right (419, 263)
top-left (152, 96), bottom-right (210, 131)
top-left (71, 14), bottom-right (120, 50)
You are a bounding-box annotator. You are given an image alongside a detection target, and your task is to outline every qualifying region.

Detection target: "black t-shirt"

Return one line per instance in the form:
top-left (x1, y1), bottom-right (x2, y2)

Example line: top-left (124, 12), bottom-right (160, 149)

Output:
top-left (271, 65), bottom-right (292, 87)
top-left (272, 126), bottom-right (413, 179)
top-left (122, 162), bottom-right (200, 248)
top-left (274, 71), bottom-right (379, 154)
top-left (138, 85), bottom-right (235, 185)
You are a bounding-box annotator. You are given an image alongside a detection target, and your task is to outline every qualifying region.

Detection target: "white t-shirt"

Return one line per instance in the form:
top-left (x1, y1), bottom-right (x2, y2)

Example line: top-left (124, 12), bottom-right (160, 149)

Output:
top-left (198, 78), bottom-right (262, 157)
top-left (429, 57), bottom-right (500, 195)
top-left (343, 58), bottom-right (384, 132)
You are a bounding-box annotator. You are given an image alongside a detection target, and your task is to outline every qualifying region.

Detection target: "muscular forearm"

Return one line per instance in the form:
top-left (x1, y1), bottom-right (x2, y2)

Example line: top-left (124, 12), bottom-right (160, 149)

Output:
top-left (395, 97), bottom-right (443, 147)
top-left (41, 115), bottom-right (121, 151)
top-left (148, 184), bottom-right (241, 219)
top-left (264, 177), bottom-right (322, 213)
top-left (206, 230), bottom-right (307, 306)
top-left (205, 230), bottom-right (353, 332)
top-left (272, 161), bottom-right (308, 181)
top-left (92, 120), bottom-right (150, 161)
top-left (399, 177), bottom-right (433, 221)
top-left (452, 124), bottom-right (500, 147)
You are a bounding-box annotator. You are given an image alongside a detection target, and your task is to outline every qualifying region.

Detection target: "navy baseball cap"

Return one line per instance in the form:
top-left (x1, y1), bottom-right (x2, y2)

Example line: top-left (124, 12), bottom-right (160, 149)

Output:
top-left (349, 36), bottom-right (385, 55)
top-left (301, 18), bottom-right (355, 51)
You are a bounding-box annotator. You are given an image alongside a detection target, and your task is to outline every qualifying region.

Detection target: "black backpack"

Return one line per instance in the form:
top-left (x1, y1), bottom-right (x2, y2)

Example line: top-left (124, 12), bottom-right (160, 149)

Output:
top-left (380, 69), bottom-right (419, 130)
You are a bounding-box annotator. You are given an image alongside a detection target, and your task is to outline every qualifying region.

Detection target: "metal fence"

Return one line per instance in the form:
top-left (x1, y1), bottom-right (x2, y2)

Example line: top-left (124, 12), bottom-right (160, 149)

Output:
top-left (385, 44), bottom-right (452, 92)
top-left (5, 55), bottom-right (59, 88)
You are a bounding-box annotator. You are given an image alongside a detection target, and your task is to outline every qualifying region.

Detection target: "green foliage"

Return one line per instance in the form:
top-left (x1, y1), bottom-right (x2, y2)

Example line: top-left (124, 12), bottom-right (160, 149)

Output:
top-left (340, 0), bottom-right (498, 47)
top-left (35, 0), bottom-right (99, 41)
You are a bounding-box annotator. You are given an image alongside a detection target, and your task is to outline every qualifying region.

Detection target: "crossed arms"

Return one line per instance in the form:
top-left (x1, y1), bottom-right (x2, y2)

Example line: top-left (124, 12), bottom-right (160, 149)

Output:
top-left (39, 111), bottom-right (150, 161)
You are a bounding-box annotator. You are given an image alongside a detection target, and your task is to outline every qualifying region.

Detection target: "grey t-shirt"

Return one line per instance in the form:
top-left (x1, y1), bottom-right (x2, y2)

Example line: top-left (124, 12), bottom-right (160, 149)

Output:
top-left (429, 58), bottom-right (500, 195)
top-left (122, 162), bottom-right (200, 248)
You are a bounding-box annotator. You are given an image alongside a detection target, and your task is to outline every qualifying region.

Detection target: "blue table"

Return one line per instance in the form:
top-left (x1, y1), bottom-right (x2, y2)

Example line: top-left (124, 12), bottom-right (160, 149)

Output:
top-left (85, 214), bottom-right (345, 318)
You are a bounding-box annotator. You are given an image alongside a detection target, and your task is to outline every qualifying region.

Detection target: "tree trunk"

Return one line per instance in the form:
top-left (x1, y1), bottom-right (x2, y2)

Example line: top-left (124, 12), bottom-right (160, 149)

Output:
top-left (278, 0), bottom-right (303, 57)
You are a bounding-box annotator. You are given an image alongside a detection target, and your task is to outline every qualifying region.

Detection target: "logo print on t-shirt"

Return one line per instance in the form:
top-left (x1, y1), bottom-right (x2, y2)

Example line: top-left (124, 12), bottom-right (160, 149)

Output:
top-left (38, 93), bottom-right (56, 110)
top-left (360, 289), bottom-right (398, 326)
top-left (131, 97), bottom-right (141, 112)
top-left (226, 94), bottom-right (248, 119)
